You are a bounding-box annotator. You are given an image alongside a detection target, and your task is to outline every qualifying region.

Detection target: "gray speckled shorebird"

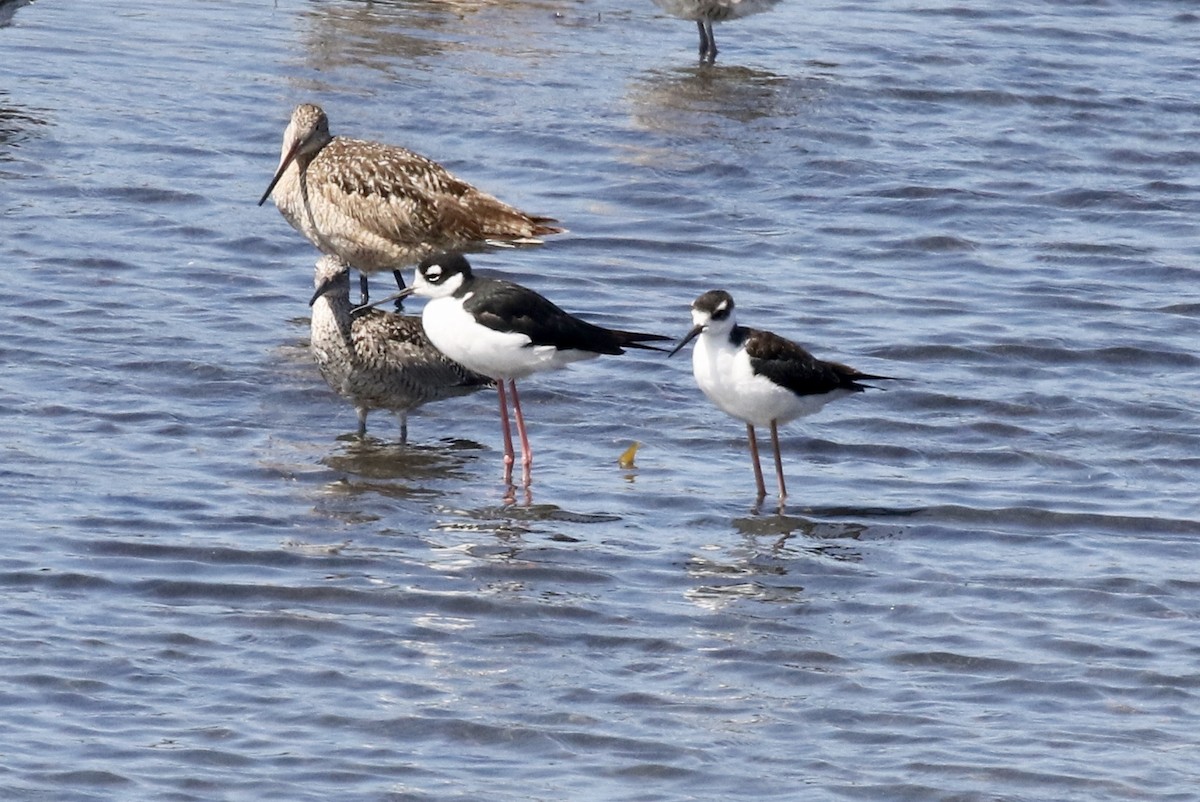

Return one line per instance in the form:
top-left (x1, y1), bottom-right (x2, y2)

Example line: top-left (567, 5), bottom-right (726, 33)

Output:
top-left (652, 0), bottom-right (783, 63)
top-left (308, 255), bottom-right (492, 442)
top-left (261, 103), bottom-right (564, 302)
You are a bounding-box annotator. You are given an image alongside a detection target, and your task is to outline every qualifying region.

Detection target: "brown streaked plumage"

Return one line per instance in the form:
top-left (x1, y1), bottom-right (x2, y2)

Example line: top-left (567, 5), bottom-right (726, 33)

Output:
top-left (308, 255), bottom-right (492, 443)
top-left (260, 104), bottom-right (564, 298)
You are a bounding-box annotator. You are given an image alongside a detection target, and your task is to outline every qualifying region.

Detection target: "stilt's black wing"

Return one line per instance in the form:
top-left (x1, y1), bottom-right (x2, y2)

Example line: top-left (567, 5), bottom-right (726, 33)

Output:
top-left (742, 326), bottom-right (888, 397)
top-left (464, 277), bottom-right (668, 354)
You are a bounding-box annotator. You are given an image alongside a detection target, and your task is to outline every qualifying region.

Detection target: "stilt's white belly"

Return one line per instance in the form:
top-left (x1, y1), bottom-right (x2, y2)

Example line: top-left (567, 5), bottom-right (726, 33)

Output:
top-left (421, 295), bottom-right (597, 380)
top-left (692, 335), bottom-right (846, 427)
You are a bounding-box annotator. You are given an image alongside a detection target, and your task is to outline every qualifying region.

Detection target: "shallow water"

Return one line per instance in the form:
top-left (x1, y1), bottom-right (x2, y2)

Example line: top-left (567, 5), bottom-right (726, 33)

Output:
top-left (2, 0), bottom-right (1199, 799)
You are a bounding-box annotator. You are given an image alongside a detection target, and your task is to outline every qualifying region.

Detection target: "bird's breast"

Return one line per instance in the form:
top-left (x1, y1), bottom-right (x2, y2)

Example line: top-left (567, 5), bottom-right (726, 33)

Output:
top-left (692, 336), bottom-right (819, 426)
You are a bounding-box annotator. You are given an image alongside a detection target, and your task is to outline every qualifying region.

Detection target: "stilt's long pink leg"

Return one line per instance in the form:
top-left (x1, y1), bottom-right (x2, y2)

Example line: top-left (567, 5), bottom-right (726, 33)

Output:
top-left (770, 419), bottom-right (787, 504)
top-left (509, 380), bottom-right (532, 486)
top-left (746, 422), bottom-right (766, 501)
top-left (496, 381), bottom-right (515, 485)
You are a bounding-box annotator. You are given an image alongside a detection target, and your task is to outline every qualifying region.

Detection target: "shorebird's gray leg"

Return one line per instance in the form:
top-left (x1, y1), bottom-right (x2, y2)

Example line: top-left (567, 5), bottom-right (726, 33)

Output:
top-left (392, 269), bottom-right (406, 309)
top-left (698, 20), bottom-right (718, 63)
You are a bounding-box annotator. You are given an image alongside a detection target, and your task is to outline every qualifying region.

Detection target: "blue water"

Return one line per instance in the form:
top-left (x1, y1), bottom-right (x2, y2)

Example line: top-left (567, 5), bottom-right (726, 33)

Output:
top-left (2, 0), bottom-right (1199, 799)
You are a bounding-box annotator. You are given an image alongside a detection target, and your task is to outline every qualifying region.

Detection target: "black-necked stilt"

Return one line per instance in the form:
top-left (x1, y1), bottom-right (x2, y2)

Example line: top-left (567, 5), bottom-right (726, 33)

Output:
top-left (651, 0), bottom-right (783, 63)
top-left (669, 289), bottom-right (892, 504)
top-left (309, 255), bottom-right (492, 443)
top-left (400, 253), bottom-right (671, 486)
top-left (260, 104), bottom-right (564, 304)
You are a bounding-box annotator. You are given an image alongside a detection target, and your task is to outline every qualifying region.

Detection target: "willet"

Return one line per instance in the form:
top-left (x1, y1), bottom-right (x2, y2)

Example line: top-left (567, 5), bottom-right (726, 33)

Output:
top-left (651, 0), bottom-right (783, 63)
top-left (398, 253), bottom-right (670, 486)
top-left (669, 290), bottom-right (892, 504)
top-left (309, 255), bottom-right (492, 443)
top-left (261, 104), bottom-right (564, 302)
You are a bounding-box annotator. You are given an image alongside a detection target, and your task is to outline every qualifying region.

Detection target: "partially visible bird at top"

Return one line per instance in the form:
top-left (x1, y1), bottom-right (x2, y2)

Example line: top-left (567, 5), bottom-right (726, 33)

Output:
top-left (260, 103), bottom-right (564, 303)
top-left (308, 254), bottom-right (492, 443)
top-left (651, 0), bottom-right (783, 63)
top-left (669, 289), bottom-right (893, 505)
top-left (0, 0), bottom-right (35, 28)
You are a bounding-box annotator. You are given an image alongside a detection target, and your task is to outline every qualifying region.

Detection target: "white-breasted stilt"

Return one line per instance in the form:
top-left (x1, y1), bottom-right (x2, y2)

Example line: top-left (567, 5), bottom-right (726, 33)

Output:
top-left (401, 253), bottom-right (670, 486)
top-left (670, 289), bottom-right (892, 503)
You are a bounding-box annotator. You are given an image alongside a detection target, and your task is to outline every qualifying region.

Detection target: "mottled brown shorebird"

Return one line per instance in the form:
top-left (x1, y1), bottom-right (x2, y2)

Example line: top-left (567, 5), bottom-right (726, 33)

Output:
top-left (260, 103), bottom-right (564, 302)
top-left (309, 255), bottom-right (492, 443)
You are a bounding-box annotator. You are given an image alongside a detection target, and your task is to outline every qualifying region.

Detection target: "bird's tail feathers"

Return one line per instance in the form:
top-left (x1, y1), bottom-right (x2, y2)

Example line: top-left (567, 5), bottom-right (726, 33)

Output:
top-left (530, 218), bottom-right (567, 237)
top-left (481, 229), bottom-right (567, 250)
top-left (847, 370), bottom-right (900, 391)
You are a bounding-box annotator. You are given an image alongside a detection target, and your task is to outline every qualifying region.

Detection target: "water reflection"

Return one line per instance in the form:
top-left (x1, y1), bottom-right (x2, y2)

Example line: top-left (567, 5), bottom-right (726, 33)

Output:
top-left (627, 64), bottom-right (828, 135)
top-left (308, 421), bottom-right (629, 532)
top-left (0, 92), bottom-right (47, 163)
top-left (738, 513), bottom-right (874, 560)
top-left (684, 514), bottom-right (893, 609)
top-left (298, 0), bottom-right (456, 70)
top-left (316, 437), bottom-right (483, 509)
top-left (733, 511), bottom-right (864, 543)
top-left (435, 497), bottom-right (620, 538)
top-left (326, 0), bottom-right (562, 17)
top-left (297, 0), bottom-right (568, 72)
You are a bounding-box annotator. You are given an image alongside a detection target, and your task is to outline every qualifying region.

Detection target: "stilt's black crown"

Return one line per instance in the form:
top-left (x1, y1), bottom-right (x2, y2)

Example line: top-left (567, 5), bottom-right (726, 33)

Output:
top-left (418, 252), bottom-right (473, 286)
top-left (693, 289), bottom-right (735, 321)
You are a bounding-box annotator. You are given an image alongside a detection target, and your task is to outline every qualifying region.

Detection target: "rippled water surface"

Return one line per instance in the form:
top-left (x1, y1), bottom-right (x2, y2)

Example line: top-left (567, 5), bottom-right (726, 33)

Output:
top-left (3, 1), bottom-right (1200, 799)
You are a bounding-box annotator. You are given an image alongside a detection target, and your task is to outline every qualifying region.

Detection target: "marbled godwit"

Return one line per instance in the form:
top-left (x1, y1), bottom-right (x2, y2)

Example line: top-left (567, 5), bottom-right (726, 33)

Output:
top-left (669, 290), bottom-right (893, 504)
top-left (652, 0), bottom-right (783, 63)
top-left (308, 255), bottom-right (491, 442)
top-left (261, 104), bottom-right (564, 302)
top-left (398, 253), bottom-right (670, 486)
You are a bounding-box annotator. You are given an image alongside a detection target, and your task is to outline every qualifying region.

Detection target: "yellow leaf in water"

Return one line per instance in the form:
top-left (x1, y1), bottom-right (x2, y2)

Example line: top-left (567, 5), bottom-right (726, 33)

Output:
top-left (618, 441), bottom-right (640, 469)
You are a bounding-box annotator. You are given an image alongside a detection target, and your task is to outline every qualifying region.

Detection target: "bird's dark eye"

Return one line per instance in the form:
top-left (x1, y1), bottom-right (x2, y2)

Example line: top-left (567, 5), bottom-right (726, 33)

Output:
top-left (711, 303), bottom-right (730, 320)
top-left (425, 266), bottom-right (443, 282)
